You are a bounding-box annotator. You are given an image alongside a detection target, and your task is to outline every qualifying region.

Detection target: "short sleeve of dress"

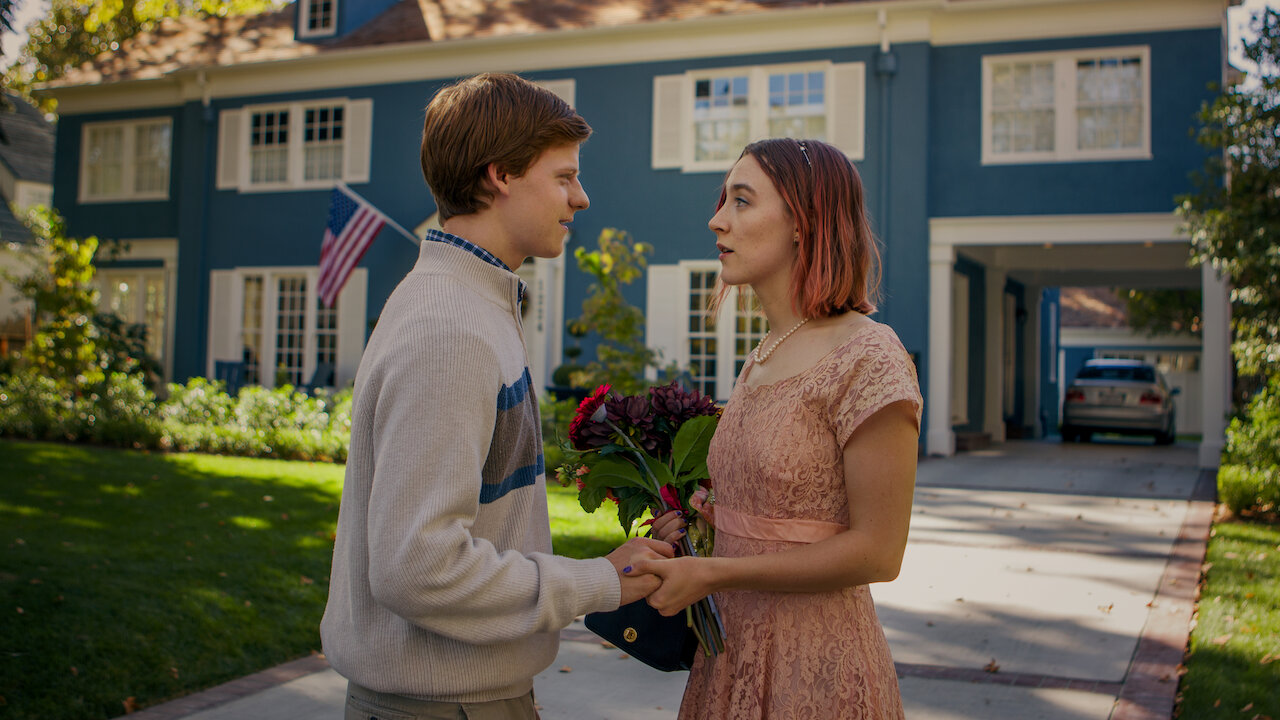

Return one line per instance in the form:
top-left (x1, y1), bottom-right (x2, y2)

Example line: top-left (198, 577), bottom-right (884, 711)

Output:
top-left (830, 324), bottom-right (924, 448)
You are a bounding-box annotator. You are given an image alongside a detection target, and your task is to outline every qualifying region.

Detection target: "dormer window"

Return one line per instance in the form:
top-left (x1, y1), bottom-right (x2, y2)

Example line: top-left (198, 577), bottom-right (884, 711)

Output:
top-left (299, 0), bottom-right (336, 38)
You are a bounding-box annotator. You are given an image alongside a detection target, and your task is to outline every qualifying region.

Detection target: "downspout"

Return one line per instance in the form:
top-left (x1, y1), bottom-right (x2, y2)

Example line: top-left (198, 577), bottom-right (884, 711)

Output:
top-left (198, 70), bottom-right (215, 380)
top-left (875, 9), bottom-right (897, 254)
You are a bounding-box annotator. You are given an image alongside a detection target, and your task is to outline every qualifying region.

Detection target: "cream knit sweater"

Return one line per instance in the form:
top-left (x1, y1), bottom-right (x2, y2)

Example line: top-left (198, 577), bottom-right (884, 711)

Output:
top-left (321, 238), bottom-right (620, 702)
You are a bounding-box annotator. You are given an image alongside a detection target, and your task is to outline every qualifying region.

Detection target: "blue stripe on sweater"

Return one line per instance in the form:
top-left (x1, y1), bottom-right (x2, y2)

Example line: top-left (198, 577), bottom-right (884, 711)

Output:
top-left (479, 454), bottom-right (544, 504)
top-left (496, 368), bottom-right (534, 411)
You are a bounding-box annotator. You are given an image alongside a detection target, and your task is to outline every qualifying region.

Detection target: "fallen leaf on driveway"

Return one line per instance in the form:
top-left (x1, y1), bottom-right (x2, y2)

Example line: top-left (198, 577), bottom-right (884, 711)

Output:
top-left (559, 666), bottom-right (572, 673)
top-left (122, 697), bottom-right (138, 713)
top-left (983, 659), bottom-right (1000, 673)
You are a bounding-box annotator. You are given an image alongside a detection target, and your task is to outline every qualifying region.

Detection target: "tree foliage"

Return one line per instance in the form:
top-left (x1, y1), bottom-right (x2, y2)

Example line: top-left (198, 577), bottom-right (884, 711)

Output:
top-left (1118, 288), bottom-right (1202, 337)
top-left (567, 228), bottom-right (675, 395)
top-left (1179, 7), bottom-right (1280, 377)
top-left (4, 0), bottom-right (284, 109)
top-left (2, 206), bottom-right (160, 389)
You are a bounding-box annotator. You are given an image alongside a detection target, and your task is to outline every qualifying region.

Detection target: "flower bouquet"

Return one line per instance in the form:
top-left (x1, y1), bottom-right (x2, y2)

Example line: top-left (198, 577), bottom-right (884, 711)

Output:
top-left (556, 380), bottom-right (726, 658)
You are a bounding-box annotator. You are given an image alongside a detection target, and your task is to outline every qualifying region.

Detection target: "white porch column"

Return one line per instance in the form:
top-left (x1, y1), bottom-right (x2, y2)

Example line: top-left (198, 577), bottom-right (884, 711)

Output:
top-left (1200, 263), bottom-right (1231, 468)
top-left (928, 244), bottom-right (956, 456)
top-left (984, 268), bottom-right (1007, 441)
top-left (1024, 285), bottom-right (1043, 438)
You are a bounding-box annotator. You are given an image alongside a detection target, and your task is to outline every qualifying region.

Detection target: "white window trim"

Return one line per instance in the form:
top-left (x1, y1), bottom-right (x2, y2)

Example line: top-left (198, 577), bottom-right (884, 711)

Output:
top-left (646, 260), bottom-right (763, 402)
top-left (981, 45), bottom-right (1152, 165)
top-left (77, 117), bottom-right (172, 203)
top-left (94, 238), bottom-right (178, 380)
top-left (297, 0), bottom-right (337, 39)
top-left (241, 99), bottom-right (349, 192)
top-left (654, 60), bottom-right (865, 173)
top-left (207, 265), bottom-right (366, 389)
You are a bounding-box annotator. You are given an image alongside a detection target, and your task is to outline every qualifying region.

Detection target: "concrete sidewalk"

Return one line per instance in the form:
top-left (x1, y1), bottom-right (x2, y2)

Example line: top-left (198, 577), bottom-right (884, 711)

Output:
top-left (131, 439), bottom-right (1213, 720)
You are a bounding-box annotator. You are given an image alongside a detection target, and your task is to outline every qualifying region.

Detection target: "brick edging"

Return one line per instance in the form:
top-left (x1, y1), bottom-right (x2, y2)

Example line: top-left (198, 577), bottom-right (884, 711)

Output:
top-left (124, 654), bottom-right (331, 720)
top-left (1109, 468), bottom-right (1217, 720)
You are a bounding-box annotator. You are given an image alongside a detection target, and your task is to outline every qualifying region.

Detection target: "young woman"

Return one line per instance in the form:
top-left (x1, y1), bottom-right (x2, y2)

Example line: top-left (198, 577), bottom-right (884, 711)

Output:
top-left (635, 138), bottom-right (922, 719)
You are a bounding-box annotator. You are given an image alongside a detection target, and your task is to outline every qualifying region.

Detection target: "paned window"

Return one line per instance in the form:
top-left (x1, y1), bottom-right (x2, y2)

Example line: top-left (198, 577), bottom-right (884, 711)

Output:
top-left (242, 276), bottom-right (265, 384)
top-left (983, 46), bottom-right (1150, 164)
top-left (767, 71), bottom-right (827, 140)
top-left (250, 110), bottom-right (290, 185)
top-left (80, 118), bottom-right (172, 202)
top-left (275, 276), bottom-right (309, 387)
top-left (304, 106), bottom-right (345, 181)
top-left (687, 270), bottom-right (720, 398)
top-left (653, 62), bottom-right (864, 172)
top-left (98, 269), bottom-right (169, 366)
top-left (648, 263), bottom-right (773, 402)
top-left (222, 99), bottom-right (369, 192)
top-left (299, 0), bottom-right (336, 37)
top-left (214, 268), bottom-right (362, 390)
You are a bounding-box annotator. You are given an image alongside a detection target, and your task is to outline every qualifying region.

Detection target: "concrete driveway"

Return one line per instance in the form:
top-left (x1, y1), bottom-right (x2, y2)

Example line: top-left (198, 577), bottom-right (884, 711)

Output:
top-left (135, 439), bottom-right (1212, 720)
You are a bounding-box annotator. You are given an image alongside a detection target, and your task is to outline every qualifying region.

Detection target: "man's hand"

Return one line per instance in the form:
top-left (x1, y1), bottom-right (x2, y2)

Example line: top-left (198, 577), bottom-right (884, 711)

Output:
top-left (605, 536), bottom-right (675, 606)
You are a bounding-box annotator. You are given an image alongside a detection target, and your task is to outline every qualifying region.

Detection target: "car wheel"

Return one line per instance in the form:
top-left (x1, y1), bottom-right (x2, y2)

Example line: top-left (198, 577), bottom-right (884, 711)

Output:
top-left (1061, 426), bottom-right (1076, 443)
top-left (1155, 421), bottom-right (1176, 446)
top-left (1078, 431), bottom-right (1093, 443)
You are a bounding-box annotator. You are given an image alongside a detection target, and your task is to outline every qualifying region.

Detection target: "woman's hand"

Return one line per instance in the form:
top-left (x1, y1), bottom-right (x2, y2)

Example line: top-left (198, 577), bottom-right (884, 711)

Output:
top-left (649, 509), bottom-right (687, 545)
top-left (649, 486), bottom-right (715, 546)
top-left (624, 555), bottom-right (720, 616)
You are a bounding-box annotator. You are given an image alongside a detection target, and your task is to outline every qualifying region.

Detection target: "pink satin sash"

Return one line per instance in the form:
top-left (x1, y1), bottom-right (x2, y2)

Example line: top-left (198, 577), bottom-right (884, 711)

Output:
top-left (714, 505), bottom-right (848, 544)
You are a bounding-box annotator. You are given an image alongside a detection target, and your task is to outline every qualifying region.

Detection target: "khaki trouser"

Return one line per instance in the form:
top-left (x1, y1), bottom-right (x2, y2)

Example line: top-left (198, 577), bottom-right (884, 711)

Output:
top-left (344, 682), bottom-right (539, 720)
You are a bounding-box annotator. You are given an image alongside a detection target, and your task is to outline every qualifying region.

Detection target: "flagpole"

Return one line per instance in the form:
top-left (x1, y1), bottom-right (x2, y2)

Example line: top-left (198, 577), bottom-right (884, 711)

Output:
top-left (336, 181), bottom-right (420, 246)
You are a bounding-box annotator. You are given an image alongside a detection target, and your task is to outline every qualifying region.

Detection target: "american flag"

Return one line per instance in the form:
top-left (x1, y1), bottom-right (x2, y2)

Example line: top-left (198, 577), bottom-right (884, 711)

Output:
top-left (318, 184), bottom-right (386, 308)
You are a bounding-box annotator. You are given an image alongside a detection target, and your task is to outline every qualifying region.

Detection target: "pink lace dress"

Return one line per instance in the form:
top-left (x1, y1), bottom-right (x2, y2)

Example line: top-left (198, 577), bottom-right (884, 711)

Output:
top-left (678, 321), bottom-right (922, 720)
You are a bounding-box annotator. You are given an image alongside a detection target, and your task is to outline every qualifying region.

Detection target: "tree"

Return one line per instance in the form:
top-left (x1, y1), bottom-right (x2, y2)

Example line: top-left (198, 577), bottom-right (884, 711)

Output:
top-left (2, 206), bottom-right (160, 388)
top-left (4, 0), bottom-right (284, 109)
top-left (1118, 288), bottom-right (1202, 337)
top-left (567, 228), bottom-right (675, 395)
top-left (1179, 7), bottom-right (1280, 378)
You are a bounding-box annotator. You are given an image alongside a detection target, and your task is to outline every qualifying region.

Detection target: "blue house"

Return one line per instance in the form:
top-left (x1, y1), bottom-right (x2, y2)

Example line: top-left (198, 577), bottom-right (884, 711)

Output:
top-left (39, 0), bottom-right (1234, 467)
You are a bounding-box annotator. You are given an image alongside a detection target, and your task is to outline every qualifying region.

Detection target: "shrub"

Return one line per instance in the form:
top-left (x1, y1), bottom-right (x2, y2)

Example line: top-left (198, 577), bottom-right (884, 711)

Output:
top-left (0, 369), bottom-right (161, 448)
top-left (1218, 464), bottom-right (1280, 516)
top-left (160, 377), bottom-right (236, 425)
top-left (1220, 374), bottom-right (1280, 516)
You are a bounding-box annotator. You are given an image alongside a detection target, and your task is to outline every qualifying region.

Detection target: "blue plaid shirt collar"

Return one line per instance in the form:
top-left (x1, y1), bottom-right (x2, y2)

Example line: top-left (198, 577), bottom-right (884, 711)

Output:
top-left (425, 228), bottom-right (526, 303)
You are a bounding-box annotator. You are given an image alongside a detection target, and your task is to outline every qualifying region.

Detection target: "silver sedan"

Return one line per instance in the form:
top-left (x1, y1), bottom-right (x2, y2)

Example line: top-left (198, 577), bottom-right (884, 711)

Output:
top-left (1061, 359), bottom-right (1179, 445)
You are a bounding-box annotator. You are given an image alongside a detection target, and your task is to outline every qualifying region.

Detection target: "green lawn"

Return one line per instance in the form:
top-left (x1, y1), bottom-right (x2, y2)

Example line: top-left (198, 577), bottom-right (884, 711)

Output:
top-left (0, 439), bottom-right (627, 720)
top-left (1177, 518), bottom-right (1280, 719)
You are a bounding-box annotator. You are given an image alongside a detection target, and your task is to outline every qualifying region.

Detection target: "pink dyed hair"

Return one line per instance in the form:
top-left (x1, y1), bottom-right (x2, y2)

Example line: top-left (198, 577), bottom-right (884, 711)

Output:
top-left (713, 138), bottom-right (881, 319)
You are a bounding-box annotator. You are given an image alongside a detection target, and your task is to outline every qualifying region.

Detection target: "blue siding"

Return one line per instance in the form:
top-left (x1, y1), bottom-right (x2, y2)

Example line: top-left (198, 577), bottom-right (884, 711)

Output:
top-left (47, 23), bottom-right (1222, 390)
top-left (929, 29), bottom-right (1220, 218)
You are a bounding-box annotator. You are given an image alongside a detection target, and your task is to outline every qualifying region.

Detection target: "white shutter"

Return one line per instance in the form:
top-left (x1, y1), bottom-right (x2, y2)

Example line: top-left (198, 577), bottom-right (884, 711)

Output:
top-left (216, 109), bottom-right (244, 190)
top-left (828, 62), bottom-right (866, 161)
top-left (335, 267), bottom-right (368, 386)
top-left (645, 264), bottom-right (687, 380)
top-left (537, 79), bottom-right (577, 108)
top-left (343, 99), bottom-right (374, 185)
top-left (207, 270), bottom-right (240, 377)
top-left (651, 74), bottom-right (687, 169)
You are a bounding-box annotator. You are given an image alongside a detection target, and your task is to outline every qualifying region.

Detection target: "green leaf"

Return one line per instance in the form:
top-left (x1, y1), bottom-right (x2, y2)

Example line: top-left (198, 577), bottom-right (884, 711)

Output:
top-left (671, 416), bottom-right (717, 479)
top-left (616, 492), bottom-right (652, 537)
top-left (578, 483), bottom-right (610, 514)
top-left (583, 454), bottom-right (653, 495)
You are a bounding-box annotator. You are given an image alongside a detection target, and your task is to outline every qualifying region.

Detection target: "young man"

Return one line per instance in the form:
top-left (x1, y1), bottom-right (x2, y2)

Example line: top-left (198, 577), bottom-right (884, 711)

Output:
top-left (321, 73), bottom-right (672, 719)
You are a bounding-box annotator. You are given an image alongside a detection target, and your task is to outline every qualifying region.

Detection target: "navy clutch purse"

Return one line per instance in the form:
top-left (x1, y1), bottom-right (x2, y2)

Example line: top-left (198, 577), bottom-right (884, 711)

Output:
top-left (584, 599), bottom-right (698, 672)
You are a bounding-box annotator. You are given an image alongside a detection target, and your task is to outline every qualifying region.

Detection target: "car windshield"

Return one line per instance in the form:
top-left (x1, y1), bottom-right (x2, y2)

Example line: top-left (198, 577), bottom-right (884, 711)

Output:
top-left (1077, 365), bottom-right (1155, 382)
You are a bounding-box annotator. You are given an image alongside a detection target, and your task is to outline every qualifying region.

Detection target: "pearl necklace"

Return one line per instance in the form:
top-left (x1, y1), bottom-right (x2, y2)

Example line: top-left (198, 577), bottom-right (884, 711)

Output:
top-left (752, 318), bottom-right (810, 364)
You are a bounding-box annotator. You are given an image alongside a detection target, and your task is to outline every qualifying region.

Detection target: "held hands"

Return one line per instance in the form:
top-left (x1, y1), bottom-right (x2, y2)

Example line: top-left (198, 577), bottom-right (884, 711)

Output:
top-left (624, 554), bottom-right (716, 617)
top-left (606, 536), bottom-right (676, 606)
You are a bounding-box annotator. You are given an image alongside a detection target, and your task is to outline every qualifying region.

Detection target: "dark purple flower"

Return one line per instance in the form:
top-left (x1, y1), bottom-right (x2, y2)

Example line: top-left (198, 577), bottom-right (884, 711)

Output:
top-left (649, 381), bottom-right (718, 427)
top-left (606, 394), bottom-right (660, 452)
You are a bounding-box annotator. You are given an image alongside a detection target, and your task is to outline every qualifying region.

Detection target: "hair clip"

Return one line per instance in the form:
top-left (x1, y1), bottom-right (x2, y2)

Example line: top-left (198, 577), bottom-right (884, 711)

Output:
top-left (797, 140), bottom-right (812, 169)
